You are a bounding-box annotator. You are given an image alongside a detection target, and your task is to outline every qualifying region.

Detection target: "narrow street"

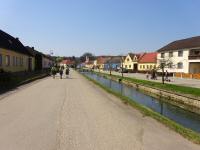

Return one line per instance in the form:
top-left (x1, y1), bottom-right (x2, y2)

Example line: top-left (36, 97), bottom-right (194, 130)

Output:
top-left (0, 70), bottom-right (199, 150)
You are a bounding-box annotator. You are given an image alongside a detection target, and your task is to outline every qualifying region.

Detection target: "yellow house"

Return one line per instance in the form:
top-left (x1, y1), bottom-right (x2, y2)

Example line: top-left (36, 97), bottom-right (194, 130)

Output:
top-left (0, 30), bottom-right (34, 72)
top-left (138, 52), bottom-right (157, 72)
top-left (122, 53), bottom-right (143, 72)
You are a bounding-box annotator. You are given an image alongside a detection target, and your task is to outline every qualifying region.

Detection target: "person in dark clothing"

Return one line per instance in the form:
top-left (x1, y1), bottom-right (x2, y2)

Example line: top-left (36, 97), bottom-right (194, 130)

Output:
top-left (65, 67), bottom-right (70, 78)
top-left (51, 66), bottom-right (57, 79)
top-left (59, 67), bottom-right (63, 79)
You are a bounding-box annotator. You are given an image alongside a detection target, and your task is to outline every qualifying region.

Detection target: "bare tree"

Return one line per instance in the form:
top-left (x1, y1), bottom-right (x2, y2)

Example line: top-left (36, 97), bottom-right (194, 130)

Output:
top-left (156, 58), bottom-right (174, 84)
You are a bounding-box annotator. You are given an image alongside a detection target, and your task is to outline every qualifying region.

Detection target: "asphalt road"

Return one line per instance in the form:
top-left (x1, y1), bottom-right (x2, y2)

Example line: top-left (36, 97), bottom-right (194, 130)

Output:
top-left (0, 70), bottom-right (199, 150)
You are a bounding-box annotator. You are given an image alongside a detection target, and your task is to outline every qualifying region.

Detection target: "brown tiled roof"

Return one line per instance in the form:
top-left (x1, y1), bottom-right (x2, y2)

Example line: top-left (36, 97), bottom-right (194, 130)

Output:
top-left (128, 53), bottom-right (144, 60)
top-left (0, 30), bottom-right (33, 56)
top-left (157, 36), bottom-right (200, 52)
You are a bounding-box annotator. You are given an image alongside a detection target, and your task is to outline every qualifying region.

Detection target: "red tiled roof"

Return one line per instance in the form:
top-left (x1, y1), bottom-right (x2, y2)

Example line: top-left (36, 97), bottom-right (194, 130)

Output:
top-left (138, 52), bottom-right (157, 63)
top-left (97, 56), bottom-right (111, 64)
top-left (61, 59), bottom-right (74, 65)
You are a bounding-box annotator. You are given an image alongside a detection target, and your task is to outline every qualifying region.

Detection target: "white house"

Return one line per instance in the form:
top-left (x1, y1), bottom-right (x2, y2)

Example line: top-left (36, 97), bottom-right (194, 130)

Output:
top-left (157, 36), bottom-right (200, 74)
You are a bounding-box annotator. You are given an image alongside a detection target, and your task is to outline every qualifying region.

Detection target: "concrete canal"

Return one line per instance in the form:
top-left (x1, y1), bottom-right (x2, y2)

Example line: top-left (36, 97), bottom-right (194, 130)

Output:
top-left (82, 72), bottom-right (200, 133)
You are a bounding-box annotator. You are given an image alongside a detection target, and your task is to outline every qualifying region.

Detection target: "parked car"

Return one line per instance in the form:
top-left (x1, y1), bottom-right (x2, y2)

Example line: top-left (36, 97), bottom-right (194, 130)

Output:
top-left (118, 68), bottom-right (128, 73)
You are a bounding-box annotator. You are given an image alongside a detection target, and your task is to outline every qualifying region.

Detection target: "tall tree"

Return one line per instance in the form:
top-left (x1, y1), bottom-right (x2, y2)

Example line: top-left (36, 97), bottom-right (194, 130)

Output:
top-left (80, 52), bottom-right (95, 62)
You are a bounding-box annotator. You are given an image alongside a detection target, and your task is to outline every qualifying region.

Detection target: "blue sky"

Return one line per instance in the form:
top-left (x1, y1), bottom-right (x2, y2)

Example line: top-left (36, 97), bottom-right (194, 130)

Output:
top-left (0, 0), bottom-right (200, 56)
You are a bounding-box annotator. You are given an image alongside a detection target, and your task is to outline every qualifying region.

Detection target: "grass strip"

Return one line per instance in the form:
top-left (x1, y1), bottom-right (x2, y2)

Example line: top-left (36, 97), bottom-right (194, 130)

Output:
top-left (94, 71), bottom-right (200, 97)
top-left (81, 72), bottom-right (200, 144)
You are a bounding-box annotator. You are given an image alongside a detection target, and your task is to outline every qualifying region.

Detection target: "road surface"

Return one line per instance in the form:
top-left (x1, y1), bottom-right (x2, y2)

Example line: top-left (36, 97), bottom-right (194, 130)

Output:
top-left (0, 70), bottom-right (199, 150)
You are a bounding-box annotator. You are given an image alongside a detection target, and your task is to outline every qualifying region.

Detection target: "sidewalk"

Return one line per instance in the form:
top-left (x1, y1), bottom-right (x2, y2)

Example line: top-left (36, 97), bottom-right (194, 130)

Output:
top-left (96, 70), bottom-right (200, 88)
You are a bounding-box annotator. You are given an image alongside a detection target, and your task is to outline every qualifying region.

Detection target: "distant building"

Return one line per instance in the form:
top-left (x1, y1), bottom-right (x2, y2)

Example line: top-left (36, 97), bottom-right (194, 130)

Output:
top-left (138, 52), bottom-right (157, 72)
top-left (104, 56), bottom-right (122, 71)
top-left (157, 36), bottom-right (200, 74)
top-left (0, 30), bottom-right (34, 72)
top-left (60, 59), bottom-right (75, 67)
top-left (96, 56), bottom-right (111, 70)
top-left (122, 53), bottom-right (144, 72)
top-left (26, 46), bottom-right (53, 70)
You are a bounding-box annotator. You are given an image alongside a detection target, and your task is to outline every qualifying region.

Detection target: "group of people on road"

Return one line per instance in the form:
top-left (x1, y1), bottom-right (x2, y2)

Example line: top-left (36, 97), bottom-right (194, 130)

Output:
top-left (51, 65), bottom-right (70, 79)
top-left (146, 70), bottom-right (171, 82)
top-left (146, 69), bottom-right (157, 80)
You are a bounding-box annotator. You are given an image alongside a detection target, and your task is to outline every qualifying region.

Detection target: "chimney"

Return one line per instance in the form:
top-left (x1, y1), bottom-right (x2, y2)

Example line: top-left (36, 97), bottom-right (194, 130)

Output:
top-left (16, 37), bottom-right (19, 40)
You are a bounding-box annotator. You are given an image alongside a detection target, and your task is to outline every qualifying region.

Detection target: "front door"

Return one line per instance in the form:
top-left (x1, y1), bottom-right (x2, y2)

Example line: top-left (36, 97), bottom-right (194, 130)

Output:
top-left (133, 64), bottom-right (138, 72)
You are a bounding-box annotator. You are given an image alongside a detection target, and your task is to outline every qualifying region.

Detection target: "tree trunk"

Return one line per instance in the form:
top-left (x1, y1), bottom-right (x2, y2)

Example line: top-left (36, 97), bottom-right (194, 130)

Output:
top-left (162, 67), bottom-right (164, 84)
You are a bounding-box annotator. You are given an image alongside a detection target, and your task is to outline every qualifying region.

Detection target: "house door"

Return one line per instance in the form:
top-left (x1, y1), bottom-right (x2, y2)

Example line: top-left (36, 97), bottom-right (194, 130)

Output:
top-left (134, 64), bottom-right (138, 72)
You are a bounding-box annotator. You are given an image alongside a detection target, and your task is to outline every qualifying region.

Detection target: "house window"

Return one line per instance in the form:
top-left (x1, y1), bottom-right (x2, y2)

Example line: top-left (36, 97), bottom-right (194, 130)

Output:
top-left (147, 65), bottom-right (149, 69)
top-left (0, 54), bottom-right (2, 66)
top-left (127, 58), bottom-right (129, 62)
top-left (5, 55), bottom-right (10, 66)
top-left (140, 65), bottom-right (142, 69)
top-left (150, 65), bottom-right (152, 69)
top-left (13, 56), bottom-right (16, 66)
top-left (129, 65), bottom-right (131, 68)
top-left (16, 57), bottom-right (18, 66)
top-left (20, 57), bottom-right (23, 66)
top-left (169, 52), bottom-right (173, 57)
top-left (168, 63), bottom-right (173, 68)
top-left (178, 50), bottom-right (183, 57)
top-left (177, 62), bottom-right (183, 69)
top-left (143, 65), bottom-right (145, 69)
top-left (125, 65), bottom-right (127, 68)
top-left (161, 53), bottom-right (165, 58)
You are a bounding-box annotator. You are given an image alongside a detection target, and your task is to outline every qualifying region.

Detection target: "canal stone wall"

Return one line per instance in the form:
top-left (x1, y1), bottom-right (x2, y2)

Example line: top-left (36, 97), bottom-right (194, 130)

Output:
top-left (101, 74), bottom-right (200, 114)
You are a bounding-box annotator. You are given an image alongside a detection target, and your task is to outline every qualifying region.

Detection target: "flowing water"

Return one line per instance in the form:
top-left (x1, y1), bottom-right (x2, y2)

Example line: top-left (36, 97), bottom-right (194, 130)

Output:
top-left (82, 72), bottom-right (200, 133)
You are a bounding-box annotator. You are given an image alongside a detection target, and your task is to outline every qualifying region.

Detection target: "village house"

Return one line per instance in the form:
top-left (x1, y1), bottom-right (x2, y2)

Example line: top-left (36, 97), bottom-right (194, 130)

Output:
top-left (83, 56), bottom-right (94, 69)
top-left (60, 59), bottom-right (75, 68)
top-left (122, 53), bottom-right (144, 72)
top-left (138, 52), bottom-right (157, 72)
top-left (104, 56), bottom-right (122, 71)
top-left (42, 54), bottom-right (53, 69)
top-left (96, 56), bottom-right (111, 70)
top-left (0, 30), bottom-right (34, 72)
top-left (157, 36), bottom-right (200, 78)
top-left (26, 46), bottom-right (53, 71)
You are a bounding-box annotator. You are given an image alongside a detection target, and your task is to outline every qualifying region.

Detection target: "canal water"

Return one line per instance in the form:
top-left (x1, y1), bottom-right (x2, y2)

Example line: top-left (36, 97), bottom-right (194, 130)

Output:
top-left (82, 72), bottom-right (200, 133)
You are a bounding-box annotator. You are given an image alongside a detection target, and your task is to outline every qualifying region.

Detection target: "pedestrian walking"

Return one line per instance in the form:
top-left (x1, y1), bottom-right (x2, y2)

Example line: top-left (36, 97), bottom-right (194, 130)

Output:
top-left (51, 66), bottom-right (57, 79)
top-left (59, 67), bottom-right (63, 79)
top-left (65, 67), bottom-right (70, 78)
top-left (146, 72), bottom-right (149, 80)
